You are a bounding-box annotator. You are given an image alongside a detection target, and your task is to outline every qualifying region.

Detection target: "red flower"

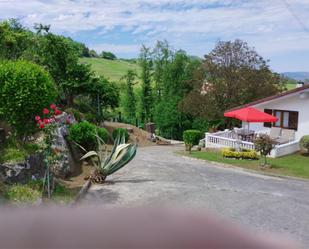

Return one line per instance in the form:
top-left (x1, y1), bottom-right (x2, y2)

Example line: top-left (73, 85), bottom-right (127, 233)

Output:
top-left (54, 109), bottom-right (62, 115)
top-left (43, 108), bottom-right (49, 115)
top-left (39, 123), bottom-right (45, 129)
top-left (50, 104), bottom-right (56, 109)
top-left (35, 116), bottom-right (41, 121)
top-left (43, 119), bottom-right (49, 124)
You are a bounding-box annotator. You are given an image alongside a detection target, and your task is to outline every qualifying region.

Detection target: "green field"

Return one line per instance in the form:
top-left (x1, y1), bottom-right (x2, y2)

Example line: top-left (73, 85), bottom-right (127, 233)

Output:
top-left (80, 58), bottom-right (141, 82)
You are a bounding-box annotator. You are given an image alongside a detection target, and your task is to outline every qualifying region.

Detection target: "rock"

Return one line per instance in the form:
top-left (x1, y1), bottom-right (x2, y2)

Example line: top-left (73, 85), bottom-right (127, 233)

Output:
top-left (50, 112), bottom-right (81, 178)
top-left (0, 163), bottom-right (31, 184)
top-left (26, 154), bottom-right (45, 178)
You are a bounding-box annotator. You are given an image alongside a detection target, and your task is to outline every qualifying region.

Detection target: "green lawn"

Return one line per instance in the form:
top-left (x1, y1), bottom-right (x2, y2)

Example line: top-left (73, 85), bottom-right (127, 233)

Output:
top-left (80, 58), bottom-right (141, 83)
top-left (185, 150), bottom-right (309, 179)
top-left (285, 83), bottom-right (297, 90)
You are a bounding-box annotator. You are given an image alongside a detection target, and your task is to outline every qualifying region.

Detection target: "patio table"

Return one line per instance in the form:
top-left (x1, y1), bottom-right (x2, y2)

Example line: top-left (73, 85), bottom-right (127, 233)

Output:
top-left (236, 129), bottom-right (255, 142)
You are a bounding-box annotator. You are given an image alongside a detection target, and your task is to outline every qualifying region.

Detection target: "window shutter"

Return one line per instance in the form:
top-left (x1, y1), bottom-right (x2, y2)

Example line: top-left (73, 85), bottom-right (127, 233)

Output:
top-left (289, 111), bottom-right (299, 130)
top-left (264, 109), bottom-right (273, 128)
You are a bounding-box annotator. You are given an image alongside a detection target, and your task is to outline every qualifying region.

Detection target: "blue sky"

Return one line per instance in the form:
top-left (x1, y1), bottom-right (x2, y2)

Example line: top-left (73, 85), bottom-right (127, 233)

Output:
top-left (1, 0), bottom-right (309, 72)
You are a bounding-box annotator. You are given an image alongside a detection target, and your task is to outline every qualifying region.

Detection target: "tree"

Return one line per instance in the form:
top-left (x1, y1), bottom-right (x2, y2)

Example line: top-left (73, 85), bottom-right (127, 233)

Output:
top-left (100, 51), bottom-right (117, 60)
top-left (139, 45), bottom-right (153, 123)
top-left (253, 134), bottom-right (276, 167)
top-left (90, 76), bottom-right (119, 120)
top-left (152, 40), bottom-right (170, 101)
top-left (122, 70), bottom-right (137, 124)
top-left (0, 19), bottom-right (33, 60)
top-left (153, 47), bottom-right (195, 139)
top-left (181, 39), bottom-right (284, 124)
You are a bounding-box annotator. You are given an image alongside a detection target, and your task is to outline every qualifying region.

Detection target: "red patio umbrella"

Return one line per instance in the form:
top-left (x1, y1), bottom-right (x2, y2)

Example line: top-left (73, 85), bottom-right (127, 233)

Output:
top-left (224, 107), bottom-right (278, 123)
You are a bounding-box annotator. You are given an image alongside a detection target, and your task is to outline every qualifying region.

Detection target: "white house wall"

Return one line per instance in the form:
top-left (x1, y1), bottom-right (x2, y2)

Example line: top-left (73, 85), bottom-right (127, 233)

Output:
top-left (241, 92), bottom-right (309, 140)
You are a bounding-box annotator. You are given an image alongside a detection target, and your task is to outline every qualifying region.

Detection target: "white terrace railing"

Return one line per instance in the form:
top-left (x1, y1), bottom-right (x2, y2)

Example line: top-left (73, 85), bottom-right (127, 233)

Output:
top-left (205, 130), bottom-right (300, 158)
top-left (205, 132), bottom-right (255, 151)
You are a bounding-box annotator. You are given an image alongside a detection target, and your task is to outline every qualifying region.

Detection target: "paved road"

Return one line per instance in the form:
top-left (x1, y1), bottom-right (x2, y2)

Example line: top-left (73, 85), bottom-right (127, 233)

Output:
top-left (83, 145), bottom-right (309, 246)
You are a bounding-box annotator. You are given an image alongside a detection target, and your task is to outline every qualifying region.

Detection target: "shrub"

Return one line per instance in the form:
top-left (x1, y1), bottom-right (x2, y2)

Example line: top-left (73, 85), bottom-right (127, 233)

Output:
top-left (112, 128), bottom-right (129, 142)
top-left (0, 60), bottom-right (57, 135)
top-left (4, 185), bottom-right (40, 204)
top-left (221, 148), bottom-right (259, 160)
top-left (183, 130), bottom-right (203, 153)
top-left (253, 134), bottom-right (276, 166)
top-left (97, 127), bottom-right (109, 143)
top-left (69, 121), bottom-right (109, 150)
top-left (300, 135), bottom-right (309, 153)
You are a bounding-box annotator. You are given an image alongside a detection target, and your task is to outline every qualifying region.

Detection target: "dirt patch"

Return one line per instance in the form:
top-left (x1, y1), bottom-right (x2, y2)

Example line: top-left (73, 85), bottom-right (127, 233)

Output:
top-left (102, 121), bottom-right (155, 147)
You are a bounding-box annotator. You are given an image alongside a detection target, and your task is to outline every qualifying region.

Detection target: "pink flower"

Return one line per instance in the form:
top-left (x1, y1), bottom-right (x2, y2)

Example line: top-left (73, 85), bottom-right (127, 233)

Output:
top-left (43, 108), bottom-right (49, 115)
top-left (50, 104), bottom-right (56, 109)
top-left (39, 123), bottom-right (45, 129)
top-left (35, 116), bottom-right (41, 122)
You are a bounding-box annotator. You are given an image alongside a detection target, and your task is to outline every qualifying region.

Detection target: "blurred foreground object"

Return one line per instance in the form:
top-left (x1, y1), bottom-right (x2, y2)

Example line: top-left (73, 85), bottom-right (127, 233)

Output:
top-left (0, 207), bottom-right (298, 249)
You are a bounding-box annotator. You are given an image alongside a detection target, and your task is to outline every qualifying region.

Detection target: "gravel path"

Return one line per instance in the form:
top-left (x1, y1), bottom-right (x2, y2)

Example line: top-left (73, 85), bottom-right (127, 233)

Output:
top-left (82, 145), bottom-right (309, 246)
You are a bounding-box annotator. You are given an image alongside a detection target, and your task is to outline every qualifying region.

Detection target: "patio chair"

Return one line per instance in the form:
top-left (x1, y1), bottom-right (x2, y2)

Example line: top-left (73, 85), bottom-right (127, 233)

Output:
top-left (276, 129), bottom-right (295, 144)
top-left (269, 127), bottom-right (281, 140)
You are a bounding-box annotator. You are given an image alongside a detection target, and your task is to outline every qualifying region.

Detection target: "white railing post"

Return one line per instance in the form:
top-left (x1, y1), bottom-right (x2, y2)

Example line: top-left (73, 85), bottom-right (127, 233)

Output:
top-left (205, 132), bottom-right (210, 148)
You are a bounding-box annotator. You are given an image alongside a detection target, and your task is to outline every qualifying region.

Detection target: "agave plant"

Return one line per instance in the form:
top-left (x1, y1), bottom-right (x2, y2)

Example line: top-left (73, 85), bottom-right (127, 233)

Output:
top-left (80, 134), bottom-right (137, 184)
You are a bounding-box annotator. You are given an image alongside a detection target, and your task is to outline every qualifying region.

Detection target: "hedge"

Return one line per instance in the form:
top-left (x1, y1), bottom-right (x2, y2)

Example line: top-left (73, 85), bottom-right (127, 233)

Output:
top-left (221, 148), bottom-right (259, 160)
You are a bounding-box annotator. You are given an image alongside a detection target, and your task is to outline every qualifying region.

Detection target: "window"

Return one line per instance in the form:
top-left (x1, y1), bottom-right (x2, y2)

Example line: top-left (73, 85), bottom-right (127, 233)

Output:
top-left (273, 110), bottom-right (298, 130)
top-left (264, 109), bottom-right (298, 130)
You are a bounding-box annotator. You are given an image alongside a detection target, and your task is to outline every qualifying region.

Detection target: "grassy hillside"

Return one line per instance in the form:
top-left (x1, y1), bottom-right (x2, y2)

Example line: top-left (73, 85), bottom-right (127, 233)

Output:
top-left (80, 57), bottom-right (141, 82)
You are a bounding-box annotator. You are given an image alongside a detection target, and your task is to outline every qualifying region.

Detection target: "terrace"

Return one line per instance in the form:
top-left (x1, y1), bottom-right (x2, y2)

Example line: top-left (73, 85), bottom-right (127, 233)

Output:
top-left (205, 127), bottom-right (300, 157)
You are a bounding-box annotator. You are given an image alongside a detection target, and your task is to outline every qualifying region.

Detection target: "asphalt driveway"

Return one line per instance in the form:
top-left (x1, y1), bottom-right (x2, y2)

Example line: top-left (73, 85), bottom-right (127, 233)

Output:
top-left (82, 145), bottom-right (309, 246)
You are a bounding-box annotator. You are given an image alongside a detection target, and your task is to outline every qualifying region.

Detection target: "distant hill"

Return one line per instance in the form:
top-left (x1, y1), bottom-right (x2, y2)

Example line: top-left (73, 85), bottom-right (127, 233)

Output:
top-left (281, 72), bottom-right (309, 81)
top-left (80, 57), bottom-right (141, 83)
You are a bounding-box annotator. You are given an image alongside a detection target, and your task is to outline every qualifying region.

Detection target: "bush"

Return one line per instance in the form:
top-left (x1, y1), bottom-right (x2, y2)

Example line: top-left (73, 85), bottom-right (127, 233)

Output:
top-left (183, 130), bottom-right (203, 153)
top-left (300, 135), bottom-right (309, 153)
top-left (69, 121), bottom-right (109, 150)
top-left (221, 148), bottom-right (259, 160)
top-left (112, 128), bottom-right (129, 142)
top-left (4, 185), bottom-right (41, 204)
top-left (253, 134), bottom-right (276, 166)
top-left (0, 60), bottom-right (57, 135)
top-left (97, 127), bottom-right (109, 143)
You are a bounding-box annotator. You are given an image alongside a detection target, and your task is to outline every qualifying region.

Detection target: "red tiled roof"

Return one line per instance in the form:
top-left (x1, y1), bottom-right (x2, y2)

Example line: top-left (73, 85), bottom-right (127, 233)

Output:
top-left (226, 84), bottom-right (309, 112)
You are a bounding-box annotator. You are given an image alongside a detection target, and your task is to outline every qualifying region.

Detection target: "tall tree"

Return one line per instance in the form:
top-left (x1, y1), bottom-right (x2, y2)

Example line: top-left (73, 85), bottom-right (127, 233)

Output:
top-left (122, 70), bottom-right (137, 124)
top-left (152, 40), bottom-right (170, 101)
top-left (139, 45), bottom-right (153, 123)
top-left (181, 39), bottom-right (284, 123)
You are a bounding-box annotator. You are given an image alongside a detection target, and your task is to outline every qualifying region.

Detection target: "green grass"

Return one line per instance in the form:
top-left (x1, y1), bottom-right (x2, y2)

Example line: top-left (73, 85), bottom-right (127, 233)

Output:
top-left (0, 137), bottom-right (40, 163)
top-left (3, 180), bottom-right (76, 205)
top-left (185, 149), bottom-right (309, 179)
top-left (80, 58), bottom-right (141, 83)
top-left (285, 83), bottom-right (297, 90)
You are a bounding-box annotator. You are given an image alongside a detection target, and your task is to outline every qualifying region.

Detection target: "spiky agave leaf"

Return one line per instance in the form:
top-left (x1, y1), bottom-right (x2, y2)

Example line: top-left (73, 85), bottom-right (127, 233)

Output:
top-left (106, 144), bottom-right (137, 175)
top-left (80, 151), bottom-right (100, 161)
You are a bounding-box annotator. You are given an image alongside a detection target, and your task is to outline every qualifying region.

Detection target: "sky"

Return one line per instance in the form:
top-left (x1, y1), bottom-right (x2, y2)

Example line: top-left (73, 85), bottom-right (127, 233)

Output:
top-left (0, 0), bottom-right (309, 72)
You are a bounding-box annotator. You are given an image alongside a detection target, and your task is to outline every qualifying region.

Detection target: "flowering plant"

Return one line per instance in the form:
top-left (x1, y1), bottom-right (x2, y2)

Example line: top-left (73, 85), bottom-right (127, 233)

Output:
top-left (34, 104), bottom-right (64, 198)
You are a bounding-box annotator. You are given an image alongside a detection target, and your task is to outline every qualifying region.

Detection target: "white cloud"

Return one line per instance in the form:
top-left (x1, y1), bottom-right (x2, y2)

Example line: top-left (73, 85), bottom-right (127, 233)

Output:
top-left (0, 0), bottom-right (309, 70)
